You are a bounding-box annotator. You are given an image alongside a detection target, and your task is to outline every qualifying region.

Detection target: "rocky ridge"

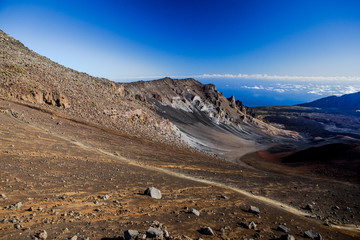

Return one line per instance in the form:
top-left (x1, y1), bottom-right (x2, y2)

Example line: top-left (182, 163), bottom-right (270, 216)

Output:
top-left (0, 29), bottom-right (181, 147)
top-left (124, 78), bottom-right (301, 156)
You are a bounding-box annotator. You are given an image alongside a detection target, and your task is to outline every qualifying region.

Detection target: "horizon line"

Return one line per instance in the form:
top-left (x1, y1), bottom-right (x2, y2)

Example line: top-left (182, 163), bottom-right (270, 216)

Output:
top-left (113, 73), bottom-right (360, 82)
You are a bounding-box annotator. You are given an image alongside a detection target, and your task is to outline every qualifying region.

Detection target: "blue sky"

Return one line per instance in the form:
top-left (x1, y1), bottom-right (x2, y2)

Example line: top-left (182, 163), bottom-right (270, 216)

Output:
top-left (1, 0), bottom-right (360, 81)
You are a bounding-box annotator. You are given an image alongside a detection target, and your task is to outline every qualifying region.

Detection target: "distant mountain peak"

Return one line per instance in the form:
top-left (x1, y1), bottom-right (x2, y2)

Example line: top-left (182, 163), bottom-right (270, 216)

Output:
top-left (300, 91), bottom-right (360, 111)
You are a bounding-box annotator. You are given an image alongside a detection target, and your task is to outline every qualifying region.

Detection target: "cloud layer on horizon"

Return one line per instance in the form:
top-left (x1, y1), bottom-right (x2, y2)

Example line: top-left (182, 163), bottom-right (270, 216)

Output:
top-left (196, 73), bottom-right (360, 81)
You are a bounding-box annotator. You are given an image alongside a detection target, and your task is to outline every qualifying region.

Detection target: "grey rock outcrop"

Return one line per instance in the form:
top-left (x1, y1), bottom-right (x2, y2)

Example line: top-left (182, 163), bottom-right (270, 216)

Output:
top-left (146, 227), bottom-right (163, 238)
top-left (124, 230), bottom-right (139, 240)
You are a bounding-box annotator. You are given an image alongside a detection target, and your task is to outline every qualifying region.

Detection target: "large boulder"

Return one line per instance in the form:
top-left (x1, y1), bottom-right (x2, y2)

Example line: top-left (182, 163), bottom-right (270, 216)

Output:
top-left (144, 187), bottom-right (162, 199)
top-left (124, 230), bottom-right (139, 240)
top-left (146, 227), bottom-right (163, 238)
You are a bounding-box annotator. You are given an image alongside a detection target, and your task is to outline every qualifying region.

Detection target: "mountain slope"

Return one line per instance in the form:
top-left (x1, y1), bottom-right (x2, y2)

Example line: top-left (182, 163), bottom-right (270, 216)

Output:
top-left (0, 29), bottom-right (182, 146)
top-left (0, 29), bottom-right (300, 160)
top-left (300, 91), bottom-right (360, 111)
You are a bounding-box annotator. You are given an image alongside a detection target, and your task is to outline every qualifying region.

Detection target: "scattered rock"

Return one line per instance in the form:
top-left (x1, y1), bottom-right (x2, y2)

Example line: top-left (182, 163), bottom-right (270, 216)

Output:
top-left (220, 193), bottom-right (228, 199)
top-left (281, 234), bottom-right (295, 240)
top-left (200, 226), bottom-right (214, 235)
top-left (163, 229), bottom-right (170, 238)
top-left (248, 221), bottom-right (257, 230)
top-left (70, 235), bottom-right (78, 240)
top-left (103, 194), bottom-right (110, 200)
top-left (144, 187), bottom-right (162, 199)
top-left (38, 230), bottom-right (48, 240)
top-left (190, 208), bottom-right (200, 216)
top-left (249, 206), bottom-right (260, 214)
top-left (304, 230), bottom-right (322, 240)
top-left (182, 235), bottom-right (193, 240)
top-left (278, 225), bottom-right (290, 233)
top-left (10, 202), bottom-right (22, 209)
top-left (146, 227), bottom-right (163, 238)
top-left (124, 230), bottom-right (139, 240)
top-left (0, 194), bottom-right (6, 198)
top-left (305, 204), bottom-right (313, 211)
top-left (137, 233), bottom-right (146, 239)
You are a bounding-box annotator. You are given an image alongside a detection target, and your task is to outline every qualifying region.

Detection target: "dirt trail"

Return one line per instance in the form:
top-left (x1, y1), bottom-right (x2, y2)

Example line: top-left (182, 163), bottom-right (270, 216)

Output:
top-left (13, 114), bottom-right (359, 235)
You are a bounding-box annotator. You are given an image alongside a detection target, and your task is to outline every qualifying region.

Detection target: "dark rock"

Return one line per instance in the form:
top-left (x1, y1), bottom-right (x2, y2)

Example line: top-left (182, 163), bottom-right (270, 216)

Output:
top-left (124, 229), bottom-right (139, 240)
top-left (278, 225), bottom-right (290, 233)
top-left (200, 226), bottom-right (214, 235)
top-left (305, 204), bottom-right (313, 211)
top-left (146, 227), bottom-right (163, 238)
top-left (144, 187), bottom-right (162, 199)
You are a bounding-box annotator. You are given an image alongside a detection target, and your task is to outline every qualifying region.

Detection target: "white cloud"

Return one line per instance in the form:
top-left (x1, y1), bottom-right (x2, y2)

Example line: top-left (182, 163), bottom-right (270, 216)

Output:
top-left (196, 73), bottom-right (360, 81)
top-left (242, 85), bottom-right (265, 90)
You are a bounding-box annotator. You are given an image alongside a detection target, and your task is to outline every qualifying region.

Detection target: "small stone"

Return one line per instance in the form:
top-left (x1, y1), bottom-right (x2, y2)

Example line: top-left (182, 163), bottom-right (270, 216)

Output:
top-left (14, 202), bottom-right (22, 209)
top-left (70, 235), bottom-right (78, 240)
top-left (137, 233), bottom-right (146, 239)
top-left (278, 225), bottom-right (290, 233)
top-left (144, 187), bottom-right (162, 199)
top-left (281, 234), bottom-right (295, 240)
top-left (14, 224), bottom-right (21, 229)
top-left (163, 230), bottom-right (170, 238)
top-left (38, 230), bottom-right (48, 240)
top-left (190, 208), bottom-right (200, 216)
top-left (124, 230), bottom-right (139, 240)
top-left (182, 235), bottom-right (192, 240)
top-left (220, 193), bottom-right (228, 199)
top-left (248, 221), bottom-right (257, 230)
top-left (305, 204), bottom-right (313, 211)
top-left (103, 194), bottom-right (110, 200)
top-left (0, 194), bottom-right (6, 198)
top-left (146, 227), bottom-right (163, 238)
top-left (249, 206), bottom-right (260, 214)
top-left (200, 226), bottom-right (214, 235)
top-left (304, 230), bottom-right (322, 240)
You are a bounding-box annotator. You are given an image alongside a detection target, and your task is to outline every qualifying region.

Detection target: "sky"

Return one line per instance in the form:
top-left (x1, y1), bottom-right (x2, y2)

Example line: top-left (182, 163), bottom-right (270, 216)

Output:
top-left (1, 0), bottom-right (360, 82)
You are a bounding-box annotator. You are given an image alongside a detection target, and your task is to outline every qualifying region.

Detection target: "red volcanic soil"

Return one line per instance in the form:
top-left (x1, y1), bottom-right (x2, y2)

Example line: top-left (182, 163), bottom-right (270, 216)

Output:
top-left (1, 98), bottom-right (360, 240)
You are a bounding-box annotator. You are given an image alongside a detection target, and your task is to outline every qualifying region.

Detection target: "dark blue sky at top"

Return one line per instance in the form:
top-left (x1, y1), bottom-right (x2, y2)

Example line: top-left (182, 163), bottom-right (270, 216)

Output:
top-left (1, 0), bottom-right (360, 80)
